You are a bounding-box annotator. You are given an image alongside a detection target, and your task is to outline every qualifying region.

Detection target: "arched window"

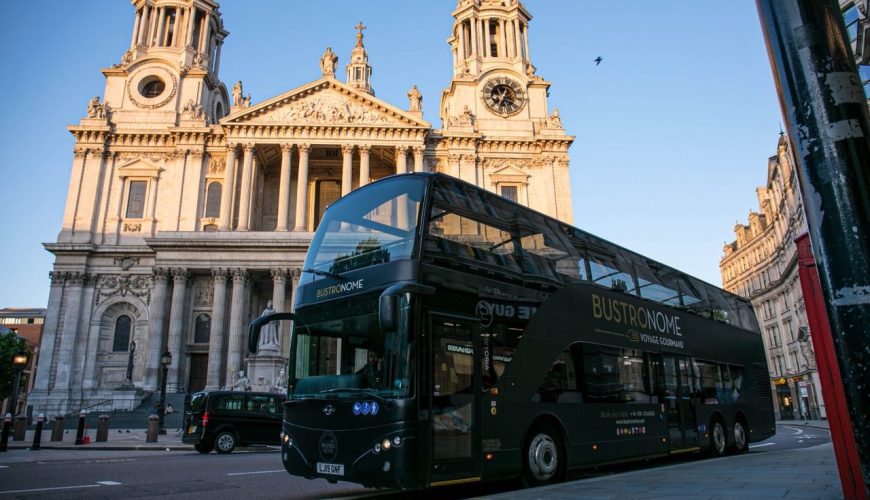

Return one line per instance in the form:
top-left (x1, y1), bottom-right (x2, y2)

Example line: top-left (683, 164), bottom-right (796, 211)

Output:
top-left (205, 182), bottom-right (222, 218)
top-left (194, 313), bottom-right (211, 344)
top-left (113, 315), bottom-right (132, 352)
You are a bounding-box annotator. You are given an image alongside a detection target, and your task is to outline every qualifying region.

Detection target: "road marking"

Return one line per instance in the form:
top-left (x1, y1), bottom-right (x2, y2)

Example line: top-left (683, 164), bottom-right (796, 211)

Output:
top-left (784, 426), bottom-right (804, 436)
top-left (97, 481), bottom-right (122, 485)
top-left (0, 465), bottom-right (8, 469)
top-left (0, 484), bottom-right (105, 494)
top-left (750, 442), bottom-right (775, 448)
top-left (227, 469), bottom-right (285, 476)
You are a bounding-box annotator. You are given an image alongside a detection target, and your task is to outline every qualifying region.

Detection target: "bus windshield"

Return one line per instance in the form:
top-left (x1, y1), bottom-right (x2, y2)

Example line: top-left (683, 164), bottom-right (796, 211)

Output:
top-left (289, 293), bottom-right (413, 400)
top-left (301, 176), bottom-right (427, 286)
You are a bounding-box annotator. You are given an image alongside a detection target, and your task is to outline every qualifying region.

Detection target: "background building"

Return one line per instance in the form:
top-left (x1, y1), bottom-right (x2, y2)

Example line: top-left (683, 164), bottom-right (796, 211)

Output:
top-left (720, 0), bottom-right (870, 421)
top-left (30, 0), bottom-right (574, 416)
top-left (720, 135), bottom-right (820, 420)
top-left (0, 307), bottom-right (45, 416)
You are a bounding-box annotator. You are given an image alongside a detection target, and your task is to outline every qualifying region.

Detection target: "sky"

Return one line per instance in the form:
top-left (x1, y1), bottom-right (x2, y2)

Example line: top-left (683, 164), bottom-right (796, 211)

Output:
top-left (0, 1), bottom-right (783, 308)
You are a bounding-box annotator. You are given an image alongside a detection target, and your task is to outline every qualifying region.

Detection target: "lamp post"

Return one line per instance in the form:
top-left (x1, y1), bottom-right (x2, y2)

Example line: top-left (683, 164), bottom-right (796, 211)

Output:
top-left (8, 353), bottom-right (28, 416)
top-left (158, 350), bottom-right (171, 435)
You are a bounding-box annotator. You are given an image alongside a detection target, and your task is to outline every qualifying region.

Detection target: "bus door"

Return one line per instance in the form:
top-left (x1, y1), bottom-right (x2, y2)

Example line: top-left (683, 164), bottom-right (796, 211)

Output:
top-left (428, 313), bottom-right (481, 484)
top-left (661, 354), bottom-right (699, 451)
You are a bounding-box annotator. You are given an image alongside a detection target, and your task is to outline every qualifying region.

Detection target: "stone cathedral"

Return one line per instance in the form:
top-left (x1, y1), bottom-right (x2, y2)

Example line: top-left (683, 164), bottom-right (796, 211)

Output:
top-left (31, 0), bottom-right (574, 415)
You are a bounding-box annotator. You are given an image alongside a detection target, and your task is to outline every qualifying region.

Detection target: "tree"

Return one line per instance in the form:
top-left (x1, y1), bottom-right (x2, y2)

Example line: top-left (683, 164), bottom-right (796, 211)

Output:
top-left (0, 327), bottom-right (29, 402)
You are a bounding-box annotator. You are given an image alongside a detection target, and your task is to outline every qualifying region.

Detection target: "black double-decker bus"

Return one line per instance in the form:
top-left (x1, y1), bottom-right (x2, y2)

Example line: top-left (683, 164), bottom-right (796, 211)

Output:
top-left (249, 173), bottom-right (775, 489)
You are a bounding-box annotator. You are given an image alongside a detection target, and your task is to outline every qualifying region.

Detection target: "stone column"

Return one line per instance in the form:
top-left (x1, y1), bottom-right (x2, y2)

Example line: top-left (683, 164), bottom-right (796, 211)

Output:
top-left (359, 145), bottom-right (371, 187)
top-left (484, 19), bottom-right (491, 57)
top-left (165, 268), bottom-right (189, 392)
top-left (205, 269), bottom-right (228, 390)
top-left (294, 144), bottom-right (310, 231)
top-left (145, 268), bottom-right (170, 390)
top-left (276, 144), bottom-right (293, 231)
top-left (470, 20), bottom-right (477, 58)
top-left (341, 144), bottom-right (354, 196)
top-left (506, 20), bottom-right (514, 58)
top-left (131, 10), bottom-right (142, 49)
top-left (523, 23), bottom-right (530, 62)
top-left (395, 146), bottom-right (408, 175)
top-left (236, 144), bottom-right (255, 231)
top-left (54, 273), bottom-right (87, 391)
top-left (155, 7), bottom-right (166, 47)
top-left (413, 146), bottom-right (425, 173)
top-left (148, 7), bottom-right (159, 46)
top-left (213, 41), bottom-right (223, 76)
top-left (33, 272), bottom-right (65, 391)
top-left (499, 19), bottom-right (508, 58)
top-left (286, 269), bottom-right (301, 355)
top-left (514, 20), bottom-right (522, 59)
top-left (219, 143), bottom-right (238, 231)
top-left (458, 23), bottom-right (466, 61)
top-left (137, 5), bottom-right (150, 46)
top-left (185, 6), bottom-right (196, 49)
top-left (225, 269), bottom-right (248, 387)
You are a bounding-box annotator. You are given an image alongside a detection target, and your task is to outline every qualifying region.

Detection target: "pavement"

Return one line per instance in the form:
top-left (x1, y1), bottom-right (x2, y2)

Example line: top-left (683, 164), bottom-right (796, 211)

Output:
top-left (0, 426), bottom-right (192, 451)
top-left (490, 420), bottom-right (844, 500)
top-left (0, 419), bottom-right (848, 499)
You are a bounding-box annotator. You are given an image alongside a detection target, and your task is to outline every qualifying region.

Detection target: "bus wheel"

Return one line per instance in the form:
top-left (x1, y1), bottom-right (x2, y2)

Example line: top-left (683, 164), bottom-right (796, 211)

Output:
top-left (709, 419), bottom-right (727, 457)
top-left (730, 420), bottom-right (749, 454)
top-left (522, 423), bottom-right (564, 487)
top-left (215, 431), bottom-right (237, 454)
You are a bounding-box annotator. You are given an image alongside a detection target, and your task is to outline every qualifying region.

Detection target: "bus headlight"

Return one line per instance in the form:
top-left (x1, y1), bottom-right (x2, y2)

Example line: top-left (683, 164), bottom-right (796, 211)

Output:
top-left (381, 438), bottom-right (392, 450)
top-left (373, 443), bottom-right (381, 454)
top-left (392, 436), bottom-right (402, 447)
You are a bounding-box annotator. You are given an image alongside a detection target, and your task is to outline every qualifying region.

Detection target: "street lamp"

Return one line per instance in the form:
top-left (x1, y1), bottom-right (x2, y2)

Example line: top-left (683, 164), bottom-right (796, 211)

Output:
top-left (158, 350), bottom-right (172, 435)
top-left (8, 353), bottom-right (28, 416)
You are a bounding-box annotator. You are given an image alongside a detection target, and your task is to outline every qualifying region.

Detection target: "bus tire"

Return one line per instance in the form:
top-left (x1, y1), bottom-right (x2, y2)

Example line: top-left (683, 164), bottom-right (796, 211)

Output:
top-left (522, 422), bottom-right (565, 487)
top-left (709, 418), bottom-right (727, 457)
top-left (215, 431), bottom-right (237, 454)
top-left (730, 419), bottom-right (749, 454)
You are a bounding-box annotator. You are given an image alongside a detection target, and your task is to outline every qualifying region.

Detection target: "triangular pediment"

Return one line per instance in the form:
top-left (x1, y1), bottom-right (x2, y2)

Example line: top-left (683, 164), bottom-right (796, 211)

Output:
top-left (491, 165), bottom-right (530, 180)
top-left (117, 158), bottom-right (163, 179)
top-left (222, 78), bottom-right (429, 128)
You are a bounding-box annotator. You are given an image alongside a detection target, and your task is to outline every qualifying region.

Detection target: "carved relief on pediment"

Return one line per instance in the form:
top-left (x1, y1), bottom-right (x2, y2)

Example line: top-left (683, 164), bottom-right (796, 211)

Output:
top-left (95, 274), bottom-right (151, 305)
top-left (249, 91), bottom-right (400, 126)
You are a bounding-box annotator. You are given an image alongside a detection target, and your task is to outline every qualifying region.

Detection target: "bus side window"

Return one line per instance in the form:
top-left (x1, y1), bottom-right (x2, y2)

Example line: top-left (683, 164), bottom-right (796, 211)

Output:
top-left (534, 348), bottom-right (580, 403)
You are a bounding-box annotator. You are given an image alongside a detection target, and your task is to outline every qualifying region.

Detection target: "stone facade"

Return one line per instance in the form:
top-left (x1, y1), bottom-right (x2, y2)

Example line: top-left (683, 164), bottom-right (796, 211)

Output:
top-left (30, 0), bottom-right (574, 415)
top-left (720, 135), bottom-right (822, 421)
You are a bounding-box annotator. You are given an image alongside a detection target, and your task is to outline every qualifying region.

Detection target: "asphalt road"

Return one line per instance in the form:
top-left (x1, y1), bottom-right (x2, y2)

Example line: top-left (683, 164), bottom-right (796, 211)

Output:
top-left (0, 423), bottom-right (830, 499)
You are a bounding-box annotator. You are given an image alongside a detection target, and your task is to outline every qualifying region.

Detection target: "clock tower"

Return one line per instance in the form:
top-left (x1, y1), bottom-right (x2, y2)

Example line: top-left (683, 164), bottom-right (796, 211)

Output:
top-left (436, 0), bottom-right (574, 223)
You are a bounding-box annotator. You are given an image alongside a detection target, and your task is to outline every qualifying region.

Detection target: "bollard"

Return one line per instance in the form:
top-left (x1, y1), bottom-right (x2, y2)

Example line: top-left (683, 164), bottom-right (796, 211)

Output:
top-left (146, 414), bottom-right (159, 443)
top-left (50, 416), bottom-right (64, 442)
top-left (31, 414), bottom-right (44, 451)
top-left (0, 413), bottom-right (11, 452)
top-left (74, 410), bottom-right (86, 445)
top-left (96, 414), bottom-right (109, 442)
top-left (13, 415), bottom-right (26, 441)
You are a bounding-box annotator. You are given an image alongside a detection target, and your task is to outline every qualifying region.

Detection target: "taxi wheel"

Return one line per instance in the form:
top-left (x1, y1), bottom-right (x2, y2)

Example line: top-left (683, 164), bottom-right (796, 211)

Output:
top-left (215, 431), bottom-right (237, 454)
top-left (195, 442), bottom-right (213, 454)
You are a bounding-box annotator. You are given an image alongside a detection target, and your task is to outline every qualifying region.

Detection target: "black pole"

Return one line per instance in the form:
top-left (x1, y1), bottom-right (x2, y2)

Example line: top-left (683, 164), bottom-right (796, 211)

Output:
top-left (30, 415), bottom-right (44, 451)
top-left (757, 0), bottom-right (870, 493)
top-left (158, 364), bottom-right (168, 435)
top-left (74, 410), bottom-right (86, 445)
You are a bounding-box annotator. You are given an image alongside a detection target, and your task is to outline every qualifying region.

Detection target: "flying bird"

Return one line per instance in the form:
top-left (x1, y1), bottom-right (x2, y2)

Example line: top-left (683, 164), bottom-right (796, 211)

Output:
top-left (594, 56), bottom-right (603, 66)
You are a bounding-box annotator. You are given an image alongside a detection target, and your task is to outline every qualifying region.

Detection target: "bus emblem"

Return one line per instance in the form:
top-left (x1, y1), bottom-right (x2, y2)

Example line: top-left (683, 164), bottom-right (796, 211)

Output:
top-left (322, 404), bottom-right (335, 416)
top-left (319, 432), bottom-right (338, 462)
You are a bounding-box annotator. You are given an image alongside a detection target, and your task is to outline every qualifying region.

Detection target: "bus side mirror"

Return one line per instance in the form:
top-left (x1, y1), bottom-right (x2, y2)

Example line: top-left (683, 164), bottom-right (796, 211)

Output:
top-left (380, 295), bottom-right (400, 333)
top-left (248, 312), bottom-right (297, 354)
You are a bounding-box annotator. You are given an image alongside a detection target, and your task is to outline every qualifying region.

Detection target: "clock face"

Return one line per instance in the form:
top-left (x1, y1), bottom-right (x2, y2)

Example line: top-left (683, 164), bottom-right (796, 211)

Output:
top-left (482, 77), bottom-right (526, 116)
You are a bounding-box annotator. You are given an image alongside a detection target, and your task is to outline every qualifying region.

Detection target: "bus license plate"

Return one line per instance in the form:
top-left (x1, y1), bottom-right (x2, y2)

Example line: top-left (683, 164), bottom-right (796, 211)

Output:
top-left (317, 462), bottom-right (344, 476)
